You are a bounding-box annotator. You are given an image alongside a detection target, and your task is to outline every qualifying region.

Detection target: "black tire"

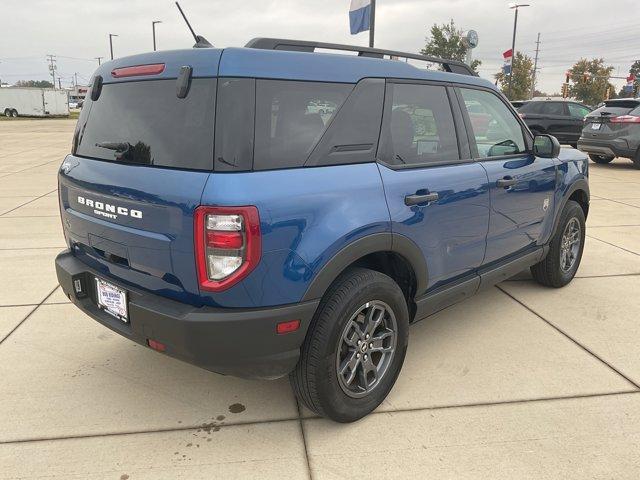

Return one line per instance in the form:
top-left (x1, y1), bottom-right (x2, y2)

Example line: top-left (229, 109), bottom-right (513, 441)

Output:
top-left (10, 109), bottom-right (18, 118)
top-left (632, 149), bottom-right (640, 170)
top-left (531, 200), bottom-right (585, 288)
top-left (589, 154), bottom-right (614, 164)
top-left (3, 109), bottom-right (11, 118)
top-left (290, 267), bottom-right (409, 423)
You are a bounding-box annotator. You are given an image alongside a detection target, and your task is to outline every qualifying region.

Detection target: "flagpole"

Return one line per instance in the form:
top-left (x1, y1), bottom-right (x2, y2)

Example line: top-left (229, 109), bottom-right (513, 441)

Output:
top-left (369, 0), bottom-right (376, 48)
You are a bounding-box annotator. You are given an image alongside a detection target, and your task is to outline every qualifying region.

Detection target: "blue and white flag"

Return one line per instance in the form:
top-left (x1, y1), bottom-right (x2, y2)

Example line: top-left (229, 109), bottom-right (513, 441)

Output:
top-left (502, 49), bottom-right (513, 75)
top-left (349, 0), bottom-right (371, 35)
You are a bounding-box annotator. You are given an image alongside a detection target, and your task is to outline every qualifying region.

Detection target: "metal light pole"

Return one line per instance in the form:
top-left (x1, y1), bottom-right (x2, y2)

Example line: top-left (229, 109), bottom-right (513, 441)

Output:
top-left (109, 34), bottom-right (118, 60)
top-left (507, 3), bottom-right (529, 99)
top-left (369, 0), bottom-right (376, 48)
top-left (152, 21), bottom-right (162, 51)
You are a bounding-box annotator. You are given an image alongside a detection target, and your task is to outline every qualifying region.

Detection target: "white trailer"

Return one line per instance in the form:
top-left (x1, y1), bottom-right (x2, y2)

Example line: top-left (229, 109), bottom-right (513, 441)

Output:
top-left (0, 87), bottom-right (69, 117)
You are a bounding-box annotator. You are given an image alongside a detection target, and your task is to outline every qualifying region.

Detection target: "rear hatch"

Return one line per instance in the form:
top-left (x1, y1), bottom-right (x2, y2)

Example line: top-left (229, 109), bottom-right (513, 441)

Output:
top-left (59, 49), bottom-right (221, 306)
top-left (583, 99), bottom-right (640, 141)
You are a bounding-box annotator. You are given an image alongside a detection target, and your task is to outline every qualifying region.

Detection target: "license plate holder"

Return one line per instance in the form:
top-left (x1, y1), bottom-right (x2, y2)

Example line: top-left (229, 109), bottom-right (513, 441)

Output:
top-left (95, 277), bottom-right (128, 322)
top-left (591, 123), bottom-right (601, 130)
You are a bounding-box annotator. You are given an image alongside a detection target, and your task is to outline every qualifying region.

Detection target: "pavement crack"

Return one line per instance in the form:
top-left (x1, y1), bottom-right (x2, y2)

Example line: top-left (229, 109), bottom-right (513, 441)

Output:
top-left (0, 285), bottom-right (59, 346)
top-left (295, 397), bottom-right (314, 480)
top-left (497, 285), bottom-right (640, 390)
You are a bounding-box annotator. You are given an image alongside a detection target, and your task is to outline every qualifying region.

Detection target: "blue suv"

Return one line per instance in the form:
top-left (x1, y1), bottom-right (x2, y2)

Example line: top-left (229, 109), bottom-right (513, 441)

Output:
top-left (55, 38), bottom-right (590, 422)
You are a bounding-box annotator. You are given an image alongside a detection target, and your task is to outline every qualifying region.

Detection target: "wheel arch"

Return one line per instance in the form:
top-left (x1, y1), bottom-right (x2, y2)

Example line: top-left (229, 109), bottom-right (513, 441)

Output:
top-left (301, 233), bottom-right (428, 319)
top-left (552, 179), bottom-right (589, 239)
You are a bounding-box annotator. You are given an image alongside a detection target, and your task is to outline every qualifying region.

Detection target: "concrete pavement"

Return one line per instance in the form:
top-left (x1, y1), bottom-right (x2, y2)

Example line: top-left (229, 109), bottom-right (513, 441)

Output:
top-left (1, 120), bottom-right (639, 479)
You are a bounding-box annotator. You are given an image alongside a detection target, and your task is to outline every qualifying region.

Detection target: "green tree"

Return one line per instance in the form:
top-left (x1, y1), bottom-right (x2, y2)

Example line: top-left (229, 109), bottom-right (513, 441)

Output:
top-left (568, 58), bottom-right (614, 106)
top-left (14, 80), bottom-right (54, 88)
top-left (617, 60), bottom-right (640, 98)
top-left (421, 20), bottom-right (481, 73)
top-left (494, 52), bottom-right (534, 101)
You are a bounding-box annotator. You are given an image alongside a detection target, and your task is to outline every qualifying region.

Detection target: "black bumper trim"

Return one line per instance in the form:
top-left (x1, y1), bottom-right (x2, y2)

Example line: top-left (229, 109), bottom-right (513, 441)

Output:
top-left (578, 139), bottom-right (634, 159)
top-left (55, 249), bottom-right (319, 380)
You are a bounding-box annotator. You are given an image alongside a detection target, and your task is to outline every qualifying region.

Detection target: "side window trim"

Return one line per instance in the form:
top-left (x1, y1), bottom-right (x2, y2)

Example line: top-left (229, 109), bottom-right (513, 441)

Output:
top-left (376, 81), bottom-right (472, 171)
top-left (454, 85), bottom-right (533, 162)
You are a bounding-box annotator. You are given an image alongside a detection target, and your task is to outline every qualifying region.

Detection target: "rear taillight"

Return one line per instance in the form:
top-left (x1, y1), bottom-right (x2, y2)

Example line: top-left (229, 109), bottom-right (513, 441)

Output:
top-left (194, 206), bottom-right (261, 291)
top-left (610, 115), bottom-right (640, 124)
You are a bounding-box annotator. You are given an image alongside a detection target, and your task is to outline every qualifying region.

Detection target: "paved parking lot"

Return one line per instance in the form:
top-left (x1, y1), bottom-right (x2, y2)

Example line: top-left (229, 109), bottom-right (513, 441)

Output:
top-left (1, 119), bottom-right (640, 479)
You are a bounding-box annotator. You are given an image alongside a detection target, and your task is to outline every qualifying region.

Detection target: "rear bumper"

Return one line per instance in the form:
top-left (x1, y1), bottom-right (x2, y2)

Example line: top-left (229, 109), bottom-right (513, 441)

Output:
top-left (55, 249), bottom-right (319, 380)
top-left (577, 138), bottom-right (635, 159)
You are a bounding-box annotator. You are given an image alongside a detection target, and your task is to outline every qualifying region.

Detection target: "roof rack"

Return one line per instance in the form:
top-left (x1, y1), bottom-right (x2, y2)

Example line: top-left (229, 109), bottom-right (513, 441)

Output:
top-left (245, 38), bottom-right (477, 77)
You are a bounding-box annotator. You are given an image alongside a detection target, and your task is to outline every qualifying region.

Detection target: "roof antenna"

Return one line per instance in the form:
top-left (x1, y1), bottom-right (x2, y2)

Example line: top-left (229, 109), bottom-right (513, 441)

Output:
top-left (175, 2), bottom-right (213, 48)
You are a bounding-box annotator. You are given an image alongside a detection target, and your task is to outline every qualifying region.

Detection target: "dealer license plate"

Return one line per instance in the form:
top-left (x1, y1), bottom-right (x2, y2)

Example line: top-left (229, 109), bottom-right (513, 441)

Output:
top-left (95, 277), bottom-right (128, 322)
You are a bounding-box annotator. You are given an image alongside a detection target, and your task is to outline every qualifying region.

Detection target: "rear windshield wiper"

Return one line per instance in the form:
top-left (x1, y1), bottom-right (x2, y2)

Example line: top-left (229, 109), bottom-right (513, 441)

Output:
top-left (95, 141), bottom-right (131, 152)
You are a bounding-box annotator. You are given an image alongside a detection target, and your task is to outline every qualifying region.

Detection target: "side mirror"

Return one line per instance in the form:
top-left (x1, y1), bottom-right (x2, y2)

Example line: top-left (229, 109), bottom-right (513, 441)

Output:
top-left (533, 134), bottom-right (560, 158)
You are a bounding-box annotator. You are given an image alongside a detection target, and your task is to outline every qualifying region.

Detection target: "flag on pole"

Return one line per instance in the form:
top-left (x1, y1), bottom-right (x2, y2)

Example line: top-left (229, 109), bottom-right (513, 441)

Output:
top-left (502, 49), bottom-right (513, 75)
top-left (624, 74), bottom-right (636, 93)
top-left (349, 0), bottom-right (372, 34)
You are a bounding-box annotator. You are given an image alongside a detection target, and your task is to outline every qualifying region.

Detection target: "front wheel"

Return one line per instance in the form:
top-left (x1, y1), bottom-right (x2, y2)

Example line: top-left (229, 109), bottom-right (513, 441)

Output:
top-left (531, 200), bottom-right (585, 288)
top-left (290, 268), bottom-right (409, 423)
top-left (4, 109), bottom-right (11, 118)
top-left (633, 149), bottom-right (640, 170)
top-left (589, 154), bottom-right (614, 164)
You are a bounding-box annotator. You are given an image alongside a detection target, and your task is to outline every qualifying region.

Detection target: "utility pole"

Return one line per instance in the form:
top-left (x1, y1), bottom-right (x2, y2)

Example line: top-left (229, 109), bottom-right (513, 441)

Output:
top-left (507, 4), bottom-right (530, 99)
top-left (152, 21), bottom-right (162, 51)
top-left (95, 56), bottom-right (103, 66)
top-left (109, 34), bottom-right (118, 60)
top-left (368, 0), bottom-right (376, 48)
top-left (58, 78), bottom-right (62, 89)
top-left (74, 72), bottom-right (78, 87)
top-left (530, 32), bottom-right (541, 99)
top-left (46, 54), bottom-right (57, 89)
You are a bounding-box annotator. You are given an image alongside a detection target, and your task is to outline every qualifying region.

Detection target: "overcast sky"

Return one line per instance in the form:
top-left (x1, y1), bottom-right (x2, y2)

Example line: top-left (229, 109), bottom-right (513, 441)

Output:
top-left (1, 0), bottom-right (638, 94)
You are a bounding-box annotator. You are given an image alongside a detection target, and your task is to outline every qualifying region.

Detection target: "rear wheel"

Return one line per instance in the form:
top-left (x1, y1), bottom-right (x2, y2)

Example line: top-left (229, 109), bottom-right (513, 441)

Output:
top-left (589, 154), bottom-right (614, 164)
top-left (10, 109), bottom-right (18, 118)
top-left (531, 200), bottom-right (585, 288)
top-left (290, 267), bottom-right (409, 423)
top-left (3, 109), bottom-right (11, 118)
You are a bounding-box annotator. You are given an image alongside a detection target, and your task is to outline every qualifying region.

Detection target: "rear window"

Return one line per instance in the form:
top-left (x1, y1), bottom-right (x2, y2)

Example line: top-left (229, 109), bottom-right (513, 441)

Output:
top-left (590, 100), bottom-right (640, 117)
top-left (76, 79), bottom-right (216, 170)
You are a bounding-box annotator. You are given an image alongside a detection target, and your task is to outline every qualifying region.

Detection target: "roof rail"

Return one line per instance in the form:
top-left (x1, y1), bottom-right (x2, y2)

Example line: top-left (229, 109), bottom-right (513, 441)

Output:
top-left (245, 38), bottom-right (477, 77)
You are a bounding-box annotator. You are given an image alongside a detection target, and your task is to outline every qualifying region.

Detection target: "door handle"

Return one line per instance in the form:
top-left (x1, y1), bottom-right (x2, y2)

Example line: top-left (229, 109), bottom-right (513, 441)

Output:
top-left (404, 192), bottom-right (439, 206)
top-left (496, 177), bottom-right (518, 188)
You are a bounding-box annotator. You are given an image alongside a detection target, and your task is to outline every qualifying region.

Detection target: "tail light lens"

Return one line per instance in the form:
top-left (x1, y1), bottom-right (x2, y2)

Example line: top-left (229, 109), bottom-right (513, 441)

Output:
top-left (610, 115), bottom-right (640, 124)
top-left (194, 206), bottom-right (261, 291)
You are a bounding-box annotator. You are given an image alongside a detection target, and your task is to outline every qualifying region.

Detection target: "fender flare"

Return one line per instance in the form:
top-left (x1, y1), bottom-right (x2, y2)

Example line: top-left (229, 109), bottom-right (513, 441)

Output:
top-left (301, 232), bottom-right (428, 302)
top-left (551, 178), bottom-right (590, 239)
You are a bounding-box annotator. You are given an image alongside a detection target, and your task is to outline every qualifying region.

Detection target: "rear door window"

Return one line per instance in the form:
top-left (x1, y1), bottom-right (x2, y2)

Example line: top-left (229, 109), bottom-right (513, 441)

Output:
top-left (253, 80), bottom-right (353, 170)
top-left (460, 88), bottom-right (526, 158)
top-left (568, 103), bottom-right (591, 119)
top-left (540, 102), bottom-right (566, 116)
top-left (378, 83), bottom-right (459, 166)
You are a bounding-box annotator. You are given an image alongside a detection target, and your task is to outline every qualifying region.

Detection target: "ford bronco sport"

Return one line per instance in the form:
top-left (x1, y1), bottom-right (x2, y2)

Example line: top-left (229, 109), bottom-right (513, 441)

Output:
top-left (56, 38), bottom-right (590, 423)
